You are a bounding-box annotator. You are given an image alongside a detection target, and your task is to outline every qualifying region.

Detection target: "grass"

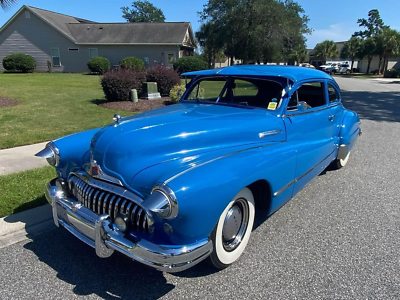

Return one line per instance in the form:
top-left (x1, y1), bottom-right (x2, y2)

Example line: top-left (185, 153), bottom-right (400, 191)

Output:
top-left (0, 73), bottom-right (130, 149)
top-left (0, 166), bottom-right (55, 217)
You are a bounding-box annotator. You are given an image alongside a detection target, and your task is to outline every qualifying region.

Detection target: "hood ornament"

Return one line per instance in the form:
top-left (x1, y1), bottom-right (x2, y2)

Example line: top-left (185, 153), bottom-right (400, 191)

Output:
top-left (113, 114), bottom-right (121, 124)
top-left (86, 158), bottom-right (123, 186)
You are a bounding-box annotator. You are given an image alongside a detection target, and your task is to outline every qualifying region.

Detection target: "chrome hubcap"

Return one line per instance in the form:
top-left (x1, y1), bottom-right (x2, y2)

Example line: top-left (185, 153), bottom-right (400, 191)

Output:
top-left (222, 198), bottom-right (249, 251)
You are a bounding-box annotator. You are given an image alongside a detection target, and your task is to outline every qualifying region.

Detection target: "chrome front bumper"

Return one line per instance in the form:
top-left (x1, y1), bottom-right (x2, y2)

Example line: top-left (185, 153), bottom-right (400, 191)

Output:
top-left (45, 179), bottom-right (213, 272)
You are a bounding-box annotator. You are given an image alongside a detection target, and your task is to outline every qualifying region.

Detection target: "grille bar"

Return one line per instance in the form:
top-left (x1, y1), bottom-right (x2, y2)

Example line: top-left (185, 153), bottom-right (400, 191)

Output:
top-left (69, 175), bottom-right (151, 233)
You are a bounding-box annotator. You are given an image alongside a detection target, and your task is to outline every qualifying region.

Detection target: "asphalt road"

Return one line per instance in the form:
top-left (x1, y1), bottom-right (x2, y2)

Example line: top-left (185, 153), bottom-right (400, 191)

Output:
top-left (1, 77), bottom-right (399, 299)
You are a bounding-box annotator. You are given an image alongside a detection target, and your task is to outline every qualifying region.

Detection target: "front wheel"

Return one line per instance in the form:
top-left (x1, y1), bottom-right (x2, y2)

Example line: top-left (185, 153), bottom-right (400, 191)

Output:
top-left (209, 187), bottom-right (255, 269)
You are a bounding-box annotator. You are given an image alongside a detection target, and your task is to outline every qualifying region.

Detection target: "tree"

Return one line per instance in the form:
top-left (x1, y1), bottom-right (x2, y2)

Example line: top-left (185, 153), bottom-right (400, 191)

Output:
top-left (359, 38), bottom-right (376, 74)
top-left (198, 0), bottom-right (311, 65)
top-left (340, 37), bottom-right (362, 72)
top-left (314, 40), bottom-right (338, 65)
top-left (0, 0), bottom-right (17, 9)
top-left (380, 27), bottom-right (400, 73)
top-left (353, 9), bottom-right (385, 38)
top-left (121, 0), bottom-right (165, 22)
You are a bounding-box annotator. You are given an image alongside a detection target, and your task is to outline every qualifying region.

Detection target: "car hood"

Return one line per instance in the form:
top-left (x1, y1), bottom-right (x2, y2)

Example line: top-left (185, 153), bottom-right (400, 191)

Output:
top-left (90, 103), bottom-right (285, 189)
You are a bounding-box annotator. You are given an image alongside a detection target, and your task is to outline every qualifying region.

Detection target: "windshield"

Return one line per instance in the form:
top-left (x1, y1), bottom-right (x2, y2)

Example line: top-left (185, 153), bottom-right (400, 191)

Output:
top-left (183, 77), bottom-right (284, 111)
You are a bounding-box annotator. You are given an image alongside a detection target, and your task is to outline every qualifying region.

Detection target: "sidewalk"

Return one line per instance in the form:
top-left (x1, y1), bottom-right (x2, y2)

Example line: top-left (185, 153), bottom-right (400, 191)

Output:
top-left (0, 142), bottom-right (48, 175)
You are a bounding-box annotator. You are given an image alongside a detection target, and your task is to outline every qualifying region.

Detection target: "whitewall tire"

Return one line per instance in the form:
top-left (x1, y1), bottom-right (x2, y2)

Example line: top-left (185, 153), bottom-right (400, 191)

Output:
top-left (332, 151), bottom-right (350, 169)
top-left (209, 187), bottom-right (255, 269)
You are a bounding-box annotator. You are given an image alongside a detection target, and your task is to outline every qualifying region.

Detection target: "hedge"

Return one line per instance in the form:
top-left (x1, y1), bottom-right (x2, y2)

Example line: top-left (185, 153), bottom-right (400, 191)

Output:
top-left (173, 56), bottom-right (209, 74)
top-left (3, 53), bottom-right (36, 72)
top-left (87, 57), bottom-right (110, 74)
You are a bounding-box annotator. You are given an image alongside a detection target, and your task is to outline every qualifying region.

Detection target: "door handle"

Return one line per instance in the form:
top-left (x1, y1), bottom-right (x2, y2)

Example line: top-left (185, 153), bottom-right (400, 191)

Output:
top-left (328, 114), bottom-right (335, 121)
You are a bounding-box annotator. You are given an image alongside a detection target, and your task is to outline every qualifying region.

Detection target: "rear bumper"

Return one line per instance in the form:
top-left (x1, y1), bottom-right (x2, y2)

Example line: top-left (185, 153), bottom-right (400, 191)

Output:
top-left (45, 179), bottom-right (212, 272)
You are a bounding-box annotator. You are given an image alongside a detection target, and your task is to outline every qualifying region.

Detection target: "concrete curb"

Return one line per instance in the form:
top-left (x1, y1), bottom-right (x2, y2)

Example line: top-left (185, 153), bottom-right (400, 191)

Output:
top-left (0, 204), bottom-right (56, 249)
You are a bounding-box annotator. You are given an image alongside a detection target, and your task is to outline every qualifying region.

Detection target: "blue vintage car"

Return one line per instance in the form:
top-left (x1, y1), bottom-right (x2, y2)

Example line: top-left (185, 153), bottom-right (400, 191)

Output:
top-left (37, 65), bottom-right (361, 272)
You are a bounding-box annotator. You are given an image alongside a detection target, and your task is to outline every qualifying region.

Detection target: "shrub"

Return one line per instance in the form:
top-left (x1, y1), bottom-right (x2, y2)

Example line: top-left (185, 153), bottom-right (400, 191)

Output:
top-left (169, 85), bottom-right (186, 103)
top-left (3, 53), bottom-right (36, 72)
top-left (384, 69), bottom-right (400, 78)
top-left (173, 56), bottom-right (209, 74)
top-left (146, 65), bottom-right (180, 96)
top-left (101, 68), bottom-right (146, 101)
top-left (87, 57), bottom-right (110, 74)
top-left (120, 56), bottom-right (145, 71)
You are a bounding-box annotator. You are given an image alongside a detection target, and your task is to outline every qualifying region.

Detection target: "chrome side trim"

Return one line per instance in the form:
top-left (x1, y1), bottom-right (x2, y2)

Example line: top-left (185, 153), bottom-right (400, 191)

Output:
top-left (165, 143), bottom-right (277, 184)
top-left (259, 130), bottom-right (282, 138)
top-left (45, 179), bottom-right (213, 273)
top-left (273, 148), bottom-right (337, 197)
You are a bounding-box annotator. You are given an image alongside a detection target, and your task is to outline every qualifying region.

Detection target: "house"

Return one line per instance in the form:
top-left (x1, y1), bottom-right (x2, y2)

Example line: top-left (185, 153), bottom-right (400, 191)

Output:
top-left (0, 5), bottom-right (196, 72)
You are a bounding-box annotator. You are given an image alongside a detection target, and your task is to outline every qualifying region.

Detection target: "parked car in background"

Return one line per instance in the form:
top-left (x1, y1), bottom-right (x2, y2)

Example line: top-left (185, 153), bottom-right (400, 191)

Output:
top-left (299, 63), bottom-right (316, 69)
top-left (37, 66), bottom-right (361, 273)
top-left (324, 63), bottom-right (340, 74)
top-left (337, 63), bottom-right (351, 74)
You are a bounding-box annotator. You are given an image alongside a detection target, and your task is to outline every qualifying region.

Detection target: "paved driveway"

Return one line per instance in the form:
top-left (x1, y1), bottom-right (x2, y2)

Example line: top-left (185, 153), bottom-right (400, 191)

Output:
top-left (0, 77), bottom-right (399, 299)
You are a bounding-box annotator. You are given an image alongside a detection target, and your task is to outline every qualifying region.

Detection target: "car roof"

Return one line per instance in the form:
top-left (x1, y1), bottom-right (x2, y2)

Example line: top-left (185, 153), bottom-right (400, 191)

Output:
top-left (182, 65), bottom-right (332, 83)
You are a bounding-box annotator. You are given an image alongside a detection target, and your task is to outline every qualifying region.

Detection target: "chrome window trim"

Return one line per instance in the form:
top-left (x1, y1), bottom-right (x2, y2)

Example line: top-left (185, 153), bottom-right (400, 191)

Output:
top-left (283, 102), bottom-right (342, 118)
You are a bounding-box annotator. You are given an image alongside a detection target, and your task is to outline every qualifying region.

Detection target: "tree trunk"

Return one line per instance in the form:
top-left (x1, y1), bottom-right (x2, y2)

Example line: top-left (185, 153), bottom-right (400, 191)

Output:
top-left (366, 56), bottom-right (372, 74)
top-left (383, 54), bottom-right (390, 73)
top-left (351, 60), bottom-right (354, 73)
top-left (377, 56), bottom-right (383, 75)
top-left (230, 55), bottom-right (234, 66)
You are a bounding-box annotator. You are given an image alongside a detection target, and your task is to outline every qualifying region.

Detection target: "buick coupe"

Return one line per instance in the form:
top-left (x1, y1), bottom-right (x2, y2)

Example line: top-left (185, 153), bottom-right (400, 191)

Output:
top-left (37, 65), bottom-right (361, 272)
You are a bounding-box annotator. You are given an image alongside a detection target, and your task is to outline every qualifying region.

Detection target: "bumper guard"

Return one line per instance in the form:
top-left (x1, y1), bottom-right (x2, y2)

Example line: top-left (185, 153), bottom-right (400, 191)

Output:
top-left (45, 179), bottom-right (212, 272)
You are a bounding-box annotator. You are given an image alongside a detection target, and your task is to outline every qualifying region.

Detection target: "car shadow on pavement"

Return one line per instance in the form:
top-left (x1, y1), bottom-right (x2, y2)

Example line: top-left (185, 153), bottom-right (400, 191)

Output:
top-left (341, 90), bottom-right (400, 122)
top-left (23, 229), bottom-right (175, 300)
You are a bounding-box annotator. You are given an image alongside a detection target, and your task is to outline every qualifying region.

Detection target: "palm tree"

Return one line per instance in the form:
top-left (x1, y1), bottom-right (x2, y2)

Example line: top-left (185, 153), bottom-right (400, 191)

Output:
top-left (380, 28), bottom-right (400, 73)
top-left (314, 40), bottom-right (338, 65)
top-left (340, 37), bottom-right (362, 72)
top-left (361, 38), bottom-right (376, 74)
top-left (0, 0), bottom-right (17, 9)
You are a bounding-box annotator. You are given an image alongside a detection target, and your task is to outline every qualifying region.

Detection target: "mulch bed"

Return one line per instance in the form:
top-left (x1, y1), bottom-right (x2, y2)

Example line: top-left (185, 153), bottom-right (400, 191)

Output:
top-left (99, 97), bottom-right (173, 112)
top-left (0, 97), bottom-right (20, 108)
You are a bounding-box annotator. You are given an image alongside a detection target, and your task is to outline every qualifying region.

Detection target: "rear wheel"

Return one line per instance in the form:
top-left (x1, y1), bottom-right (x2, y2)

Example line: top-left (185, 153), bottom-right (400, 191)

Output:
top-left (331, 151), bottom-right (350, 169)
top-left (209, 187), bottom-right (255, 269)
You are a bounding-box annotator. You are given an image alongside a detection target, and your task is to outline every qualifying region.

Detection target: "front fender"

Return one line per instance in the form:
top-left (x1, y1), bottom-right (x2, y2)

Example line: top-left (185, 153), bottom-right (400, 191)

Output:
top-left (53, 128), bottom-right (100, 178)
top-left (162, 142), bottom-right (296, 245)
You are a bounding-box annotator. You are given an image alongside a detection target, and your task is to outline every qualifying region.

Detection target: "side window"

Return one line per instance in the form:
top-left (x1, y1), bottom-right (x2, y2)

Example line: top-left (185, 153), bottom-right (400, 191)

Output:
top-left (289, 81), bottom-right (326, 110)
top-left (327, 83), bottom-right (339, 103)
top-left (51, 48), bottom-right (61, 66)
top-left (89, 48), bottom-right (98, 59)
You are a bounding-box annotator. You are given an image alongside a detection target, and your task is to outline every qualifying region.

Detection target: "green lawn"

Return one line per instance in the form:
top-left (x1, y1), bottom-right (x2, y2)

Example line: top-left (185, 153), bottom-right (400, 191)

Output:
top-left (0, 73), bottom-right (130, 149)
top-left (0, 166), bottom-right (55, 217)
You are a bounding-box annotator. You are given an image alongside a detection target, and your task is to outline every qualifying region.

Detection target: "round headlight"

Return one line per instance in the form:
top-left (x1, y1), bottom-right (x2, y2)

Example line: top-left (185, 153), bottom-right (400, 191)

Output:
top-left (145, 183), bottom-right (178, 219)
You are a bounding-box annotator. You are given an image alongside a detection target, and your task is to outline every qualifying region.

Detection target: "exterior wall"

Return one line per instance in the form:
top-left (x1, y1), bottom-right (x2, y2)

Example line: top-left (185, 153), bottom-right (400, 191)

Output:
top-left (358, 56), bottom-right (400, 73)
top-left (0, 9), bottom-right (76, 72)
top-left (0, 8), bottom-right (182, 72)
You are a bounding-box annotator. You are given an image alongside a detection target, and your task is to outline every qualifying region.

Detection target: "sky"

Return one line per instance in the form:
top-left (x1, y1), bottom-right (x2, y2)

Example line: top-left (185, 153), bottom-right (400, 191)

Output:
top-left (1, 0), bottom-right (400, 49)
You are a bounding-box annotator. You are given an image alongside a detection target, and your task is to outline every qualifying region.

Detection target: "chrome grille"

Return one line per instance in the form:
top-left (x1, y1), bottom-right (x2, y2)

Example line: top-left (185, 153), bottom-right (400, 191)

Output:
top-left (69, 175), bottom-right (151, 233)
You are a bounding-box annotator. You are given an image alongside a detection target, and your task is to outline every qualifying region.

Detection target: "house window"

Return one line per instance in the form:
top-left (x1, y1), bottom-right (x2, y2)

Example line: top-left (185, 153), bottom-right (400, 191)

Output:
top-left (25, 11), bottom-right (30, 19)
top-left (89, 48), bottom-right (98, 59)
top-left (68, 48), bottom-right (79, 51)
top-left (167, 53), bottom-right (175, 64)
top-left (51, 48), bottom-right (61, 66)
